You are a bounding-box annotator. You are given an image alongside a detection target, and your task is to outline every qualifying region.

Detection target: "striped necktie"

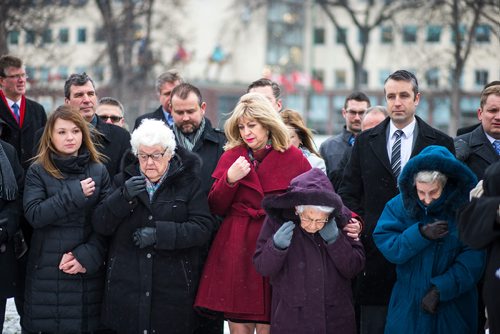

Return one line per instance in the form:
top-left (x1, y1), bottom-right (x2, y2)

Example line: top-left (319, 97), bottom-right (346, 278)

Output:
top-left (391, 130), bottom-right (403, 178)
top-left (493, 140), bottom-right (500, 155)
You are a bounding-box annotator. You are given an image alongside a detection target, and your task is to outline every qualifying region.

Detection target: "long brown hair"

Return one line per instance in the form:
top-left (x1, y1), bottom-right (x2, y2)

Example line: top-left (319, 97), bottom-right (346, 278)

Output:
top-left (34, 105), bottom-right (103, 179)
top-left (280, 109), bottom-right (321, 157)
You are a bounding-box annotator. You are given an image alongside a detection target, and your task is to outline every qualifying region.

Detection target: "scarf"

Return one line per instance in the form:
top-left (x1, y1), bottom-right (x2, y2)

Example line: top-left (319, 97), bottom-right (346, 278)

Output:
top-left (144, 167), bottom-right (169, 202)
top-left (0, 142), bottom-right (18, 201)
top-left (173, 118), bottom-right (206, 151)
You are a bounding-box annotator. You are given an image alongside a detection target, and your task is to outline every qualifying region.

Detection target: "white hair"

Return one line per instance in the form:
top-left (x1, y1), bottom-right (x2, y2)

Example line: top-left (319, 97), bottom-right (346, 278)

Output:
top-left (130, 119), bottom-right (177, 156)
top-left (414, 170), bottom-right (447, 188)
top-left (295, 205), bottom-right (334, 214)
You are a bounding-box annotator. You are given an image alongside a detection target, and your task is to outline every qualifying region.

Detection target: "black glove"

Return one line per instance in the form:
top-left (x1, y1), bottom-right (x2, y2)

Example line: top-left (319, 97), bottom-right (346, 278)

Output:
top-left (420, 221), bottom-right (448, 240)
top-left (273, 221), bottom-right (295, 250)
top-left (124, 175), bottom-right (146, 201)
top-left (422, 286), bottom-right (440, 314)
top-left (132, 227), bottom-right (157, 248)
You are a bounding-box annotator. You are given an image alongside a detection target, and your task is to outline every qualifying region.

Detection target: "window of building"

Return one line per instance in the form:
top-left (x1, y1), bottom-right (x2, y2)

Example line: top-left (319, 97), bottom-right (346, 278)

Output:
top-left (425, 68), bottom-right (439, 88)
top-left (8, 31), bottom-right (19, 45)
top-left (426, 25), bottom-right (442, 43)
top-left (94, 27), bottom-right (105, 42)
top-left (360, 69), bottom-right (368, 86)
top-left (39, 67), bottom-right (50, 82)
top-left (403, 25), bottom-right (417, 43)
top-left (93, 66), bottom-right (105, 81)
top-left (75, 66), bottom-right (87, 75)
top-left (336, 27), bottom-right (347, 44)
top-left (475, 70), bottom-right (488, 87)
top-left (379, 69), bottom-right (391, 86)
top-left (475, 24), bottom-right (490, 43)
top-left (334, 69), bottom-right (346, 88)
top-left (42, 29), bottom-right (52, 44)
top-left (358, 28), bottom-right (369, 44)
top-left (59, 28), bottom-right (69, 44)
top-left (77, 27), bottom-right (87, 43)
top-left (26, 66), bottom-right (35, 80)
top-left (380, 26), bottom-right (393, 44)
top-left (451, 24), bottom-right (466, 43)
top-left (25, 30), bottom-right (36, 44)
top-left (314, 27), bottom-right (325, 45)
top-left (58, 66), bottom-right (68, 80)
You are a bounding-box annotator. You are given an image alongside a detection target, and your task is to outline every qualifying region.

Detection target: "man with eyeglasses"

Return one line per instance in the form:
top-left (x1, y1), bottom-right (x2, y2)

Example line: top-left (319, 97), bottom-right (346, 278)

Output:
top-left (63, 73), bottom-right (131, 178)
top-left (96, 97), bottom-right (126, 128)
top-left (0, 55), bottom-right (47, 327)
top-left (320, 91), bottom-right (371, 182)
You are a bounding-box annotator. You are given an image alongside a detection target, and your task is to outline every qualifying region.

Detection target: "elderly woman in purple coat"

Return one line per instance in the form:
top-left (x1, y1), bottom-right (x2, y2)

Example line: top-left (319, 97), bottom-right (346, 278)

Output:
top-left (253, 168), bottom-right (365, 334)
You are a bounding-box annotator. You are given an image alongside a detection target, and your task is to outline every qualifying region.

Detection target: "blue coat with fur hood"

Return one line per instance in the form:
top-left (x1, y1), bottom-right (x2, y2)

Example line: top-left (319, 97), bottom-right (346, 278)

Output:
top-left (373, 145), bottom-right (485, 334)
top-left (254, 168), bottom-right (365, 334)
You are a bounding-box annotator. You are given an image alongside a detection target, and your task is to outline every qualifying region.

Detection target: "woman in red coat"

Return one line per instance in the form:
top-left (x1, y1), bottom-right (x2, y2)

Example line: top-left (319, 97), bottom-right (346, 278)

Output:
top-left (195, 93), bottom-right (311, 333)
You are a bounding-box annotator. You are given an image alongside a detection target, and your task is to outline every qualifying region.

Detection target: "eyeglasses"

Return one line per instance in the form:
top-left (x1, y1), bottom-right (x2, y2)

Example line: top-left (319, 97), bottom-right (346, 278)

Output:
top-left (137, 150), bottom-right (168, 162)
top-left (346, 110), bottom-right (366, 117)
top-left (98, 115), bottom-right (123, 123)
top-left (3, 73), bottom-right (28, 80)
top-left (298, 214), bottom-right (329, 225)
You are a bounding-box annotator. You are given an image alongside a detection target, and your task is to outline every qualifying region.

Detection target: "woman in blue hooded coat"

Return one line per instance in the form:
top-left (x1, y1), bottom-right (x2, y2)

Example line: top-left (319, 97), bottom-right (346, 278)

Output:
top-left (373, 145), bottom-right (485, 334)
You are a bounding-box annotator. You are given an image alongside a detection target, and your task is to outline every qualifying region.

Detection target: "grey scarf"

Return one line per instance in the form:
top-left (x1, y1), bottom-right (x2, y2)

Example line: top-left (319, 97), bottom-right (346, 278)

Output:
top-left (174, 118), bottom-right (206, 151)
top-left (0, 142), bottom-right (18, 201)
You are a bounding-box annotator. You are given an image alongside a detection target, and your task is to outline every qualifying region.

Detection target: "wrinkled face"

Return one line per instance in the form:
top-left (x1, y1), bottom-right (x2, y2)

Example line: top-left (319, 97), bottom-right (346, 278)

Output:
top-left (52, 118), bottom-right (82, 157)
top-left (416, 181), bottom-right (443, 206)
top-left (298, 207), bottom-right (329, 233)
top-left (0, 66), bottom-right (27, 99)
top-left (287, 126), bottom-right (301, 148)
top-left (65, 81), bottom-right (97, 122)
top-left (478, 94), bottom-right (500, 139)
top-left (238, 116), bottom-right (269, 151)
top-left (342, 100), bottom-right (369, 133)
top-left (248, 86), bottom-right (282, 112)
top-left (137, 144), bottom-right (171, 183)
top-left (158, 81), bottom-right (181, 112)
top-left (171, 92), bottom-right (206, 134)
top-left (385, 79), bottom-right (420, 129)
top-left (96, 104), bottom-right (124, 127)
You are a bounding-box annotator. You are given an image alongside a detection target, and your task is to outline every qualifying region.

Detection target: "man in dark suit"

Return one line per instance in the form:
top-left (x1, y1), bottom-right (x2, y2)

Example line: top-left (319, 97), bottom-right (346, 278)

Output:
top-left (0, 55), bottom-right (46, 171)
top-left (134, 69), bottom-right (183, 129)
top-left (338, 70), bottom-right (455, 334)
top-left (455, 83), bottom-right (500, 180)
top-left (64, 73), bottom-right (131, 179)
top-left (170, 83), bottom-right (226, 334)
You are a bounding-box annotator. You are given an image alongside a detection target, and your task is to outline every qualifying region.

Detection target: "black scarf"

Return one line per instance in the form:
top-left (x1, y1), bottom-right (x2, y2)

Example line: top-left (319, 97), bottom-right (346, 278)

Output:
top-left (0, 142), bottom-right (18, 201)
top-left (51, 150), bottom-right (91, 175)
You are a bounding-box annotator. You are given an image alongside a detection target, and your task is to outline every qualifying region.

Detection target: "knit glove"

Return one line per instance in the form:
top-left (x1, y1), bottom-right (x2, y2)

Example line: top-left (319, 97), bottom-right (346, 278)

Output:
top-left (422, 286), bottom-right (440, 314)
top-left (273, 221), bottom-right (295, 250)
top-left (124, 175), bottom-right (146, 201)
top-left (319, 218), bottom-right (339, 244)
top-left (469, 180), bottom-right (483, 200)
top-left (132, 227), bottom-right (157, 248)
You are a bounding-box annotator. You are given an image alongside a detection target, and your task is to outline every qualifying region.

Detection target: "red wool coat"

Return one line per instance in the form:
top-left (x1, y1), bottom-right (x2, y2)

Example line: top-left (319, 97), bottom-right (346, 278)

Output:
top-left (195, 144), bottom-right (311, 321)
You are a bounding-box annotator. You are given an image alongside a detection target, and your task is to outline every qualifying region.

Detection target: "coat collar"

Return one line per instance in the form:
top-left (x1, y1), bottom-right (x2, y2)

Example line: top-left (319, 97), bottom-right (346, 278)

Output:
top-left (468, 125), bottom-right (498, 165)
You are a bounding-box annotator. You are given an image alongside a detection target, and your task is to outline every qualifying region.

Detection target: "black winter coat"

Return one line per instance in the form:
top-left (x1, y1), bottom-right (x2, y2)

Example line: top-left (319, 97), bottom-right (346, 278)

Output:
top-left (92, 147), bottom-right (215, 334)
top-left (338, 116), bottom-right (455, 305)
top-left (0, 140), bottom-right (23, 299)
top-left (23, 152), bottom-right (110, 333)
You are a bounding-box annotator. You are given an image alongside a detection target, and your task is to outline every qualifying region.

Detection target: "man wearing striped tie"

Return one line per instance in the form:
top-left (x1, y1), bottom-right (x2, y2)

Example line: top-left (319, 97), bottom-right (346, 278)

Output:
top-left (0, 55), bottom-right (46, 330)
top-left (338, 70), bottom-right (455, 334)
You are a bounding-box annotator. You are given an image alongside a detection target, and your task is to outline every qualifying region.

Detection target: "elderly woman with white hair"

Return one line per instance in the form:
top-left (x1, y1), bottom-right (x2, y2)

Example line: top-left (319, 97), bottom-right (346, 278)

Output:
top-left (93, 119), bottom-right (215, 334)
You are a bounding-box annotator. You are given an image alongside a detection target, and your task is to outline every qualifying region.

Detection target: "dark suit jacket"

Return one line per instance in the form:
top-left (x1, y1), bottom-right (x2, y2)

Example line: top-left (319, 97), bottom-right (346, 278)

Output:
top-left (134, 106), bottom-right (167, 130)
top-left (338, 116), bottom-right (455, 305)
top-left (0, 97), bottom-right (46, 170)
top-left (455, 125), bottom-right (499, 180)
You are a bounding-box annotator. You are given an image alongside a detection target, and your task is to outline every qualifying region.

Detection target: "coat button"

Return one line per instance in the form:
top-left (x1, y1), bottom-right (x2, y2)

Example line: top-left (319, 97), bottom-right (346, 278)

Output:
top-left (147, 253), bottom-right (151, 258)
top-left (148, 215), bottom-right (153, 220)
top-left (143, 330), bottom-right (148, 334)
top-left (146, 291), bottom-right (150, 297)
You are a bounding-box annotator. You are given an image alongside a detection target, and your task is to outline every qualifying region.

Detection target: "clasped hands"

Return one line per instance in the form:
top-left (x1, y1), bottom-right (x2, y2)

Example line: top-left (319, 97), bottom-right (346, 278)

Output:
top-left (59, 252), bottom-right (87, 275)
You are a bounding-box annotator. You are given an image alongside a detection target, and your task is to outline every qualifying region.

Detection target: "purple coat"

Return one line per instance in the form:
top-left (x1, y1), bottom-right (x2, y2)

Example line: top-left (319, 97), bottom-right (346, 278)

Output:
top-left (253, 168), bottom-right (365, 334)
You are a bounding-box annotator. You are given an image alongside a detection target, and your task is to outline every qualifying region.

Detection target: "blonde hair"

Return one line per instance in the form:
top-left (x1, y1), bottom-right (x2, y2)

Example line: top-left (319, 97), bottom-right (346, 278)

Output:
top-left (280, 108), bottom-right (321, 157)
top-left (224, 93), bottom-right (290, 151)
top-left (34, 105), bottom-right (103, 179)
